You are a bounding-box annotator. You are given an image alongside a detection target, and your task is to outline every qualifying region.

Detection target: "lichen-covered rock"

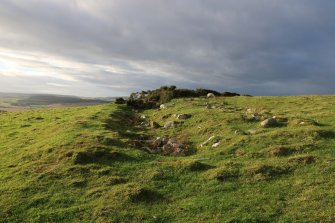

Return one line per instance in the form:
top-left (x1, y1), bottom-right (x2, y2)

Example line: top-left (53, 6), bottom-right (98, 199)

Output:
top-left (261, 117), bottom-right (277, 127)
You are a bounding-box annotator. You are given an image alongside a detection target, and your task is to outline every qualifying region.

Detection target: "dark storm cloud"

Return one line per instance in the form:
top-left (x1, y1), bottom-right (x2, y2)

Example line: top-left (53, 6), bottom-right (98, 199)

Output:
top-left (0, 0), bottom-right (334, 96)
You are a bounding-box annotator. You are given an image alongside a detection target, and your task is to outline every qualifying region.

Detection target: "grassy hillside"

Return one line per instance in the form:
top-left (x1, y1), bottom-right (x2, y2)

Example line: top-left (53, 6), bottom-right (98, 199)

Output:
top-left (0, 96), bottom-right (334, 222)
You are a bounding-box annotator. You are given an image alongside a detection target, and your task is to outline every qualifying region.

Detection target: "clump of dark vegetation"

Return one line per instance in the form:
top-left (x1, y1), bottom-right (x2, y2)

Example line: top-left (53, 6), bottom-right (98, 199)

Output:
top-left (126, 86), bottom-right (241, 109)
top-left (114, 97), bottom-right (126, 104)
top-left (73, 149), bottom-right (129, 165)
top-left (268, 146), bottom-right (296, 157)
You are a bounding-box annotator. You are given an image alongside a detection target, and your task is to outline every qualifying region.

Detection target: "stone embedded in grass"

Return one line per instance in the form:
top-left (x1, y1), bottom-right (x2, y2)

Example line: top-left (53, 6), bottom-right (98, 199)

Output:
top-left (20, 124), bottom-right (32, 128)
top-left (260, 117), bottom-right (277, 127)
top-left (212, 142), bottom-right (221, 148)
top-left (176, 114), bottom-right (191, 120)
top-left (246, 129), bottom-right (261, 135)
top-left (164, 121), bottom-right (177, 128)
top-left (200, 135), bottom-right (216, 147)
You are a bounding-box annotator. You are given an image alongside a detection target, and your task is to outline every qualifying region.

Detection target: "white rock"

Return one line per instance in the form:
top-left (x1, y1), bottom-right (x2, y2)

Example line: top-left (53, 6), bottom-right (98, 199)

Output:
top-left (207, 93), bottom-right (215, 98)
top-left (212, 142), bottom-right (221, 148)
top-left (201, 135), bottom-right (216, 147)
top-left (160, 104), bottom-right (167, 109)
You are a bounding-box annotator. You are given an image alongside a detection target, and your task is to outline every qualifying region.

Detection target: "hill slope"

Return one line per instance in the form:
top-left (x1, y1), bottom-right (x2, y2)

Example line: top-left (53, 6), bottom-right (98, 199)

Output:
top-left (0, 93), bottom-right (109, 111)
top-left (0, 96), bottom-right (334, 222)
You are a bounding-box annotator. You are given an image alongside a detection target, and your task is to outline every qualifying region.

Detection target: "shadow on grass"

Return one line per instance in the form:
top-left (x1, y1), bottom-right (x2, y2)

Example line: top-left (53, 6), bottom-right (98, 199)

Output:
top-left (73, 149), bottom-right (135, 165)
top-left (104, 105), bottom-right (148, 141)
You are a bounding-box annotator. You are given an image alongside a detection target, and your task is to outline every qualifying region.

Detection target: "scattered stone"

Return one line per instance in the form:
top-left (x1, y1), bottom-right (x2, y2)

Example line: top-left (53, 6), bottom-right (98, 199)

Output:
top-left (212, 142), bottom-right (221, 148)
top-left (171, 114), bottom-right (178, 118)
top-left (140, 115), bottom-right (146, 120)
top-left (201, 136), bottom-right (216, 147)
top-left (260, 117), bottom-right (277, 127)
top-left (150, 121), bottom-right (160, 129)
top-left (164, 121), bottom-right (176, 128)
top-left (207, 93), bottom-right (215, 98)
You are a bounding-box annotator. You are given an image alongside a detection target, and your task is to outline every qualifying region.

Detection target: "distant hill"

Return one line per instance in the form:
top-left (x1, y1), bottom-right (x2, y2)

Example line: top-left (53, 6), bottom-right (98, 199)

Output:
top-left (0, 93), bottom-right (115, 110)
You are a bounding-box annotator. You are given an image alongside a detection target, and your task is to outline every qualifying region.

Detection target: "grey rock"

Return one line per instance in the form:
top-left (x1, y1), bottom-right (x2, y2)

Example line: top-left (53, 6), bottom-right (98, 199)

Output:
top-left (164, 121), bottom-right (176, 128)
top-left (260, 117), bottom-right (277, 127)
top-left (177, 114), bottom-right (190, 120)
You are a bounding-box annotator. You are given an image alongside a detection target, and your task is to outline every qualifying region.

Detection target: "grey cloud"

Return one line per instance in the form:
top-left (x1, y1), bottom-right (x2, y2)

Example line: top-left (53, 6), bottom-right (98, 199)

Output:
top-left (0, 0), bottom-right (335, 96)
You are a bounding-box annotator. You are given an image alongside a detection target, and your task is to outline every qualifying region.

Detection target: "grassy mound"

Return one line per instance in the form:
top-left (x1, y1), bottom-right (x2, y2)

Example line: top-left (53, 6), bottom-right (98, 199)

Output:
top-left (0, 95), bottom-right (335, 222)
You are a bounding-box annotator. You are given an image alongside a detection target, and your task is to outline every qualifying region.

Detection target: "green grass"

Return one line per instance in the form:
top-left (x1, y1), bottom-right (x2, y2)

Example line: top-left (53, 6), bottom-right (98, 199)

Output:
top-left (0, 96), bottom-right (334, 222)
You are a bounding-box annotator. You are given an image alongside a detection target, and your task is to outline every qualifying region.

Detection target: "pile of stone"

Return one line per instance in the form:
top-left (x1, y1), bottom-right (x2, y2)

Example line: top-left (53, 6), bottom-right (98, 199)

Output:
top-left (143, 137), bottom-right (189, 156)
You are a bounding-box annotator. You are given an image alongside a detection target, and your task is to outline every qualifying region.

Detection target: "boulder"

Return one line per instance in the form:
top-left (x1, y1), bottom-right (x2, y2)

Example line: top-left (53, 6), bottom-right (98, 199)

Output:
top-left (207, 93), bottom-right (215, 98)
top-left (260, 117), bottom-right (277, 127)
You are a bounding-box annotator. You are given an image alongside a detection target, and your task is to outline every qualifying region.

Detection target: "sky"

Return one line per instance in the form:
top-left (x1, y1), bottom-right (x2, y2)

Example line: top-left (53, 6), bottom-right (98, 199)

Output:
top-left (0, 0), bottom-right (335, 97)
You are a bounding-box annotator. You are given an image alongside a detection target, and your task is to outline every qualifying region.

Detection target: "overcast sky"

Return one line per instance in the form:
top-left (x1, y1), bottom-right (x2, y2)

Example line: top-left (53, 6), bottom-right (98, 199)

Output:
top-left (0, 0), bottom-right (334, 97)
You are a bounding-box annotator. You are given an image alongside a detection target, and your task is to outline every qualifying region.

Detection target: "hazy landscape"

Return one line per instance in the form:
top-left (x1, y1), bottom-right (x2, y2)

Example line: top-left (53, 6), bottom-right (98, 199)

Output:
top-left (0, 93), bottom-right (112, 112)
